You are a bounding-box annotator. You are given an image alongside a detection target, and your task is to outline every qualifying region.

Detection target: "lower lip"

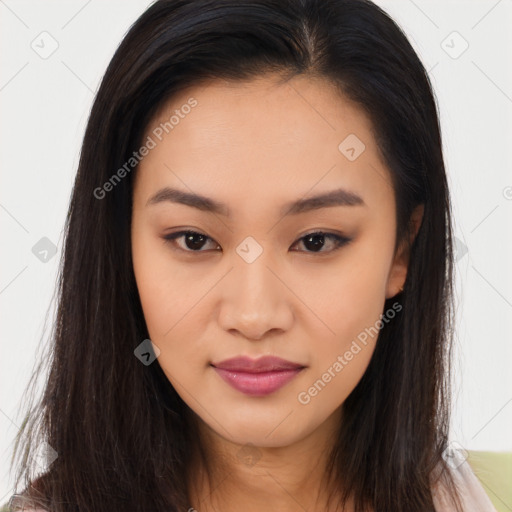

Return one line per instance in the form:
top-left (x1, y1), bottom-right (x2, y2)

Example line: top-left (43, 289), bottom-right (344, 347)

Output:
top-left (213, 367), bottom-right (303, 396)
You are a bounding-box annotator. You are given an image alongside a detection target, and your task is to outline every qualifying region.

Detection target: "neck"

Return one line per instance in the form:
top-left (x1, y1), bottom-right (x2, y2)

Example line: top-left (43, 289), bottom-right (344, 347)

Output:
top-left (186, 408), bottom-right (351, 512)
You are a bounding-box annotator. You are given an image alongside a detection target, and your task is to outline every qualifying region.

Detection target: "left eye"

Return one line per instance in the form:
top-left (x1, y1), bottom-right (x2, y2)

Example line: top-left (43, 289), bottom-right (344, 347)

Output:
top-left (292, 231), bottom-right (351, 253)
top-left (163, 230), bottom-right (351, 254)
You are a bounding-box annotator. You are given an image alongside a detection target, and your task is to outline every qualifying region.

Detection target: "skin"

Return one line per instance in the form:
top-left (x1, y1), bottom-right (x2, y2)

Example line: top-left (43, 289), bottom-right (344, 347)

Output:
top-left (131, 73), bottom-right (423, 511)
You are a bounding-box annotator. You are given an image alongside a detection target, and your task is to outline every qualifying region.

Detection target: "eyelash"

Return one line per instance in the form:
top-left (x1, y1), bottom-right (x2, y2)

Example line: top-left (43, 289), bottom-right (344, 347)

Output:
top-left (162, 229), bottom-right (352, 255)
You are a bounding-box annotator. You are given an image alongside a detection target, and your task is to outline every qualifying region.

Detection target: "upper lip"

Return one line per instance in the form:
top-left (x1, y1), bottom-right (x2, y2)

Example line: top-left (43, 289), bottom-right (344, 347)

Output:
top-left (211, 356), bottom-right (305, 373)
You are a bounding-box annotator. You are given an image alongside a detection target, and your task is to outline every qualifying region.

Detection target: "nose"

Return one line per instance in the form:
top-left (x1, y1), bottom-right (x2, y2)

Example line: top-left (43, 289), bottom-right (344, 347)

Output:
top-left (217, 250), bottom-right (294, 341)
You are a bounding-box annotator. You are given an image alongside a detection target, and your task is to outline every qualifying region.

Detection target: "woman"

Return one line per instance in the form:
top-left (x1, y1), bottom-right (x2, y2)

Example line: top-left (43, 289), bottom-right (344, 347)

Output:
top-left (8, 0), bottom-right (497, 510)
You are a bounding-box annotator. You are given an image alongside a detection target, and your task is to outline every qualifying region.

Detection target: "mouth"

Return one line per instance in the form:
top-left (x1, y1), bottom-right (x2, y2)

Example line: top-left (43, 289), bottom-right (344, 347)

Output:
top-left (210, 356), bottom-right (306, 396)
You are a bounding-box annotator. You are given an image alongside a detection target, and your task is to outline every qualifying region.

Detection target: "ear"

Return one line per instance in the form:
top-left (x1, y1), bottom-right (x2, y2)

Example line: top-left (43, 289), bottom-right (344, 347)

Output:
top-left (385, 204), bottom-right (424, 299)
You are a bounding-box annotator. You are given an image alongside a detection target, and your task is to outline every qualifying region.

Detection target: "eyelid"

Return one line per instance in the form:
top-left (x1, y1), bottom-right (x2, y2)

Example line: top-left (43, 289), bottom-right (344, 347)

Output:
top-left (163, 230), bottom-right (221, 252)
top-left (162, 229), bottom-right (352, 254)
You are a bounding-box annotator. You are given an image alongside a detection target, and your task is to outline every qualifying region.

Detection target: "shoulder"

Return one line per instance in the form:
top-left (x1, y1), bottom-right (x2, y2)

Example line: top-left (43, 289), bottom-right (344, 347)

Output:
top-left (8, 505), bottom-right (47, 512)
top-left (7, 495), bottom-right (48, 512)
top-left (8, 508), bottom-right (47, 512)
top-left (432, 458), bottom-right (497, 511)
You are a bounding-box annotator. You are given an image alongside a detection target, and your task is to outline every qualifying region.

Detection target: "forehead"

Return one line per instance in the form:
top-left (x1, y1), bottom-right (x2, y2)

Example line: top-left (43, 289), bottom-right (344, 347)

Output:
top-left (135, 74), bottom-right (394, 214)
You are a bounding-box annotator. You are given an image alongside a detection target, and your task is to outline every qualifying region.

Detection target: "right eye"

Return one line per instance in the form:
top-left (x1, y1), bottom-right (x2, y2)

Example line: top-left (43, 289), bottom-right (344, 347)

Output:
top-left (162, 230), bottom-right (221, 252)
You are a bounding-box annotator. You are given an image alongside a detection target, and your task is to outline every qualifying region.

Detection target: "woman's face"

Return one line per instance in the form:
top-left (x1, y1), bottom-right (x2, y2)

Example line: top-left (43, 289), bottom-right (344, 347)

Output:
top-left (131, 74), bottom-right (413, 448)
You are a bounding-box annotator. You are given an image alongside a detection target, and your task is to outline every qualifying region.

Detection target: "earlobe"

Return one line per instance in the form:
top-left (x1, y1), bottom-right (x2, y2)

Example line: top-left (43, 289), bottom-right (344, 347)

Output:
top-left (410, 203), bottom-right (425, 240)
top-left (385, 204), bottom-right (424, 299)
top-left (385, 241), bottom-right (409, 299)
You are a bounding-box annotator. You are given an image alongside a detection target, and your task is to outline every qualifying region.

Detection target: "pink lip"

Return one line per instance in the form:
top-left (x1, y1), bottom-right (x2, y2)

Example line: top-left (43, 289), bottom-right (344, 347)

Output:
top-left (211, 356), bottom-right (305, 396)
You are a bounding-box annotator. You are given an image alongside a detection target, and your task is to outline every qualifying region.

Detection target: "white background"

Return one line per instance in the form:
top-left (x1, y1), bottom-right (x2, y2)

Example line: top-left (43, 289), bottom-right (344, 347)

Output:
top-left (1, 0), bottom-right (511, 505)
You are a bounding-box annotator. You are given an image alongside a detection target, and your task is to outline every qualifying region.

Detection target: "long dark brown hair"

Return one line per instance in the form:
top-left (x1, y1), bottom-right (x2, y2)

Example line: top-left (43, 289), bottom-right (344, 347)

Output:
top-left (8, 0), bottom-right (462, 510)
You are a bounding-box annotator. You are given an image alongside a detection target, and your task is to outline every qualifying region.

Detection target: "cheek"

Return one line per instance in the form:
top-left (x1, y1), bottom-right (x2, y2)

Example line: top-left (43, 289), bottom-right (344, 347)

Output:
top-left (131, 226), bottom-right (181, 340)
top-left (307, 245), bottom-right (391, 346)
top-left (301, 237), bottom-right (394, 402)
top-left (131, 228), bottom-right (212, 388)
top-left (295, 297), bottom-right (387, 425)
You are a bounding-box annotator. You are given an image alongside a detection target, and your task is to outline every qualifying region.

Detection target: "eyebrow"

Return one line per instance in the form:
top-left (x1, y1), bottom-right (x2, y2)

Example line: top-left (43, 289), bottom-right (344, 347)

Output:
top-left (146, 186), bottom-right (365, 217)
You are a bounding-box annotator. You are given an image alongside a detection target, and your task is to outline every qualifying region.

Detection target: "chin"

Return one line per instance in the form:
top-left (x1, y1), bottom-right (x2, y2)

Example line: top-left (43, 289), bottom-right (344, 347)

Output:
top-left (203, 410), bottom-right (316, 449)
